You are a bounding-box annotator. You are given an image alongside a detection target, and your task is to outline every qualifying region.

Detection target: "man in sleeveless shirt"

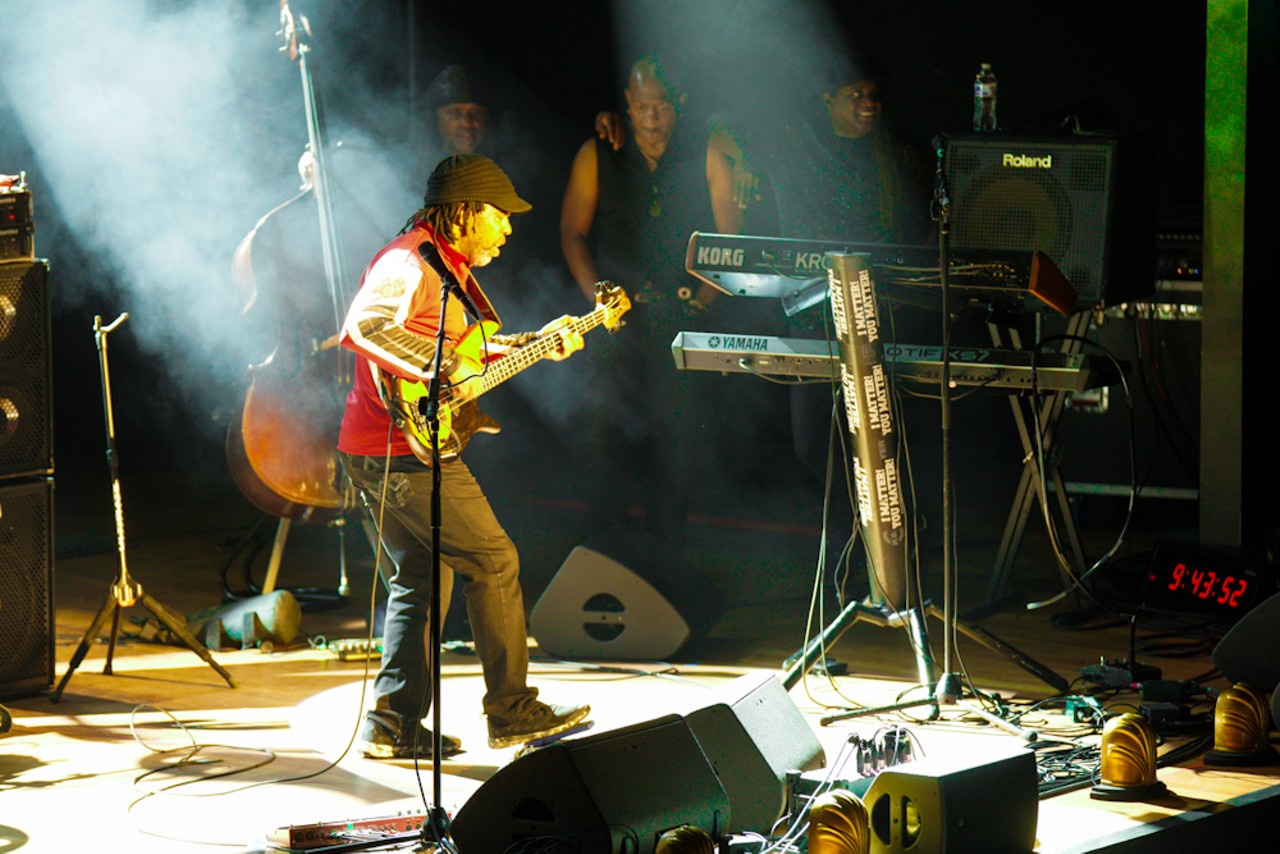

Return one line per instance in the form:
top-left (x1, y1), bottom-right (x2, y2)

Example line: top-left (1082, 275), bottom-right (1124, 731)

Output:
top-left (559, 56), bottom-right (741, 546)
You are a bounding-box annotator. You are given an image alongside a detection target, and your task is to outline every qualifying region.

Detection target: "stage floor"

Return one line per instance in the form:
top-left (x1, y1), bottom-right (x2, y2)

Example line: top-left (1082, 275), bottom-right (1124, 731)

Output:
top-left (4, 632), bottom-right (1277, 853)
top-left (3, 457), bottom-right (1276, 852)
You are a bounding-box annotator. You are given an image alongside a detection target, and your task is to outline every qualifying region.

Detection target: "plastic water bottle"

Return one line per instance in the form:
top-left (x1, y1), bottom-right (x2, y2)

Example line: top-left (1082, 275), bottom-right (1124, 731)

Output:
top-left (973, 63), bottom-right (998, 131)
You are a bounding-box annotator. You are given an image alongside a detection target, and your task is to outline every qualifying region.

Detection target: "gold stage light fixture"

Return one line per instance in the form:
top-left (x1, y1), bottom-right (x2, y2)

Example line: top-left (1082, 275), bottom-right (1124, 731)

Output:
top-left (1205, 682), bottom-right (1279, 767)
top-left (1091, 712), bottom-right (1170, 801)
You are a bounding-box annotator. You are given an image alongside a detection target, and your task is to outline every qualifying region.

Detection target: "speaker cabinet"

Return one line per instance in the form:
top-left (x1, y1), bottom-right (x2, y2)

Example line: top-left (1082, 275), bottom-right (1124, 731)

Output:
top-left (530, 525), bottom-right (726, 660)
top-left (0, 260), bottom-right (53, 479)
top-left (1053, 310), bottom-right (1200, 497)
top-left (451, 714), bottom-right (729, 854)
top-left (684, 673), bottom-right (825, 834)
top-left (944, 134), bottom-right (1154, 307)
top-left (0, 478), bottom-right (54, 698)
top-left (864, 747), bottom-right (1038, 853)
top-left (1213, 590), bottom-right (1280, 692)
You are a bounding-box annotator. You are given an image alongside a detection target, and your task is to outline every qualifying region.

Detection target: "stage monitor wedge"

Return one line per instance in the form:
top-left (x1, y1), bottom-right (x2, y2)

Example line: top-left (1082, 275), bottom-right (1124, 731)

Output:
top-left (684, 673), bottom-right (826, 834)
top-left (944, 133), bottom-right (1155, 308)
top-left (531, 525), bottom-right (726, 661)
top-left (451, 714), bottom-right (729, 854)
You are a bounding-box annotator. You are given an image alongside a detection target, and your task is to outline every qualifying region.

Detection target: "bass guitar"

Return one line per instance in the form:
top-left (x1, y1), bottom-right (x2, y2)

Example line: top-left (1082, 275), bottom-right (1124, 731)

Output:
top-left (380, 281), bottom-right (630, 463)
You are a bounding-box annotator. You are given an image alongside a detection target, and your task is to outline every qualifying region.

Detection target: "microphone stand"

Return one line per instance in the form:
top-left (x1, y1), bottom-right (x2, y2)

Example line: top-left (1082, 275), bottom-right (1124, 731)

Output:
top-left (52, 313), bottom-right (235, 701)
top-left (417, 273), bottom-right (454, 848)
top-left (925, 139), bottom-right (1043, 739)
top-left (932, 139), bottom-right (963, 707)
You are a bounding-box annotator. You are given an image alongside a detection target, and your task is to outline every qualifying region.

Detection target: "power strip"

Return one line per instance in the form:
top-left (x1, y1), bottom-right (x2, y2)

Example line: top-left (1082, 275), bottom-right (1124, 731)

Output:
top-left (267, 811), bottom-right (425, 850)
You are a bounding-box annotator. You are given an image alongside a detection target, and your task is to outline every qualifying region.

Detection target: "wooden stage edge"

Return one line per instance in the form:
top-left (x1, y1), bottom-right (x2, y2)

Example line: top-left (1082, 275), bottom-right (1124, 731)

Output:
top-left (2, 642), bottom-right (1278, 853)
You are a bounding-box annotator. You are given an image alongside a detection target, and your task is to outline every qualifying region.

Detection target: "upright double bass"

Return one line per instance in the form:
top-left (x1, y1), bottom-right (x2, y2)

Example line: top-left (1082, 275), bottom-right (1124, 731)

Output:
top-left (226, 1), bottom-right (352, 525)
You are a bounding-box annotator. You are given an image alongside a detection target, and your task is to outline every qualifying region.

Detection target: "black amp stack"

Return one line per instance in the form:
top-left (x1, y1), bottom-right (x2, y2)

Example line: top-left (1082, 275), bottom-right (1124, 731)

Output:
top-left (1, 172), bottom-right (55, 699)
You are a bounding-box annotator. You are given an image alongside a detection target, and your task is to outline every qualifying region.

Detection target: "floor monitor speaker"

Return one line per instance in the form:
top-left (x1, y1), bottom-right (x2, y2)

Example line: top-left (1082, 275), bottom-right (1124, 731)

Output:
top-left (530, 525), bottom-right (725, 660)
top-left (0, 260), bottom-right (53, 479)
top-left (684, 672), bottom-right (825, 834)
top-left (0, 478), bottom-right (54, 698)
top-left (864, 747), bottom-right (1037, 853)
top-left (1213, 590), bottom-right (1280, 692)
top-left (451, 714), bottom-right (728, 854)
top-left (1272, 683), bottom-right (1279, 733)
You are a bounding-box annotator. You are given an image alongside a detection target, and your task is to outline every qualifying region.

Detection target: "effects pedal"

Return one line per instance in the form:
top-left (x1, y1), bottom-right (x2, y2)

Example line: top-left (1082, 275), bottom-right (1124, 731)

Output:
top-left (267, 811), bottom-right (426, 850)
top-left (326, 638), bottom-right (382, 661)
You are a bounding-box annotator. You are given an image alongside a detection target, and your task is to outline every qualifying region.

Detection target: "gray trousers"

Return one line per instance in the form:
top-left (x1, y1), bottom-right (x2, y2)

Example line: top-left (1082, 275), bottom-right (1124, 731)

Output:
top-left (341, 452), bottom-right (538, 735)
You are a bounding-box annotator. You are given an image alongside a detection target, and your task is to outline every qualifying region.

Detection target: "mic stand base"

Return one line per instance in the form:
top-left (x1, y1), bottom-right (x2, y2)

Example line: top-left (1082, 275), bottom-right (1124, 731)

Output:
top-left (782, 600), bottom-right (935, 706)
top-left (821, 674), bottom-right (1040, 743)
top-left (415, 805), bottom-right (451, 852)
top-left (51, 589), bottom-right (236, 702)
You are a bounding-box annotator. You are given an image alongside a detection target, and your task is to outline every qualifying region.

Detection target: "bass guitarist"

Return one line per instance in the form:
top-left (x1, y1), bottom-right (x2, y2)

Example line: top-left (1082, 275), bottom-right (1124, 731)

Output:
top-left (337, 154), bottom-right (591, 759)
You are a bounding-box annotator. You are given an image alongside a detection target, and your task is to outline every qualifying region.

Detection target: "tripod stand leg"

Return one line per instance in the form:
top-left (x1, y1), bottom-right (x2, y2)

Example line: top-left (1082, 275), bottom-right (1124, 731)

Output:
top-left (926, 604), bottom-right (1068, 693)
top-left (261, 518), bottom-right (291, 594)
top-left (140, 593), bottom-right (236, 688)
top-left (50, 595), bottom-right (121, 702)
top-left (103, 604), bottom-right (125, 676)
top-left (816, 606), bottom-right (940, 725)
top-left (902, 606), bottom-right (935, 693)
top-left (782, 601), bottom-right (870, 691)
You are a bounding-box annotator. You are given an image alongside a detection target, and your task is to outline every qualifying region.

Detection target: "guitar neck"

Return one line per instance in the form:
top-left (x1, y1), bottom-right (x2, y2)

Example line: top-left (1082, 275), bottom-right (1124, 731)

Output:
top-left (476, 307), bottom-right (608, 394)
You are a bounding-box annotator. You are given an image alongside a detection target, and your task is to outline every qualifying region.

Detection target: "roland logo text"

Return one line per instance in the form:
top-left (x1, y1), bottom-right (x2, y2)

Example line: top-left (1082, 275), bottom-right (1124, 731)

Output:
top-left (1002, 152), bottom-right (1053, 169)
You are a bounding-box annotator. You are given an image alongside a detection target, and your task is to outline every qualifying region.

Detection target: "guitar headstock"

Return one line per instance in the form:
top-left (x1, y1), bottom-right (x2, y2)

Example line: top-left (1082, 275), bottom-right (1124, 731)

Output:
top-left (594, 281), bottom-right (631, 332)
top-left (278, 0), bottom-right (311, 63)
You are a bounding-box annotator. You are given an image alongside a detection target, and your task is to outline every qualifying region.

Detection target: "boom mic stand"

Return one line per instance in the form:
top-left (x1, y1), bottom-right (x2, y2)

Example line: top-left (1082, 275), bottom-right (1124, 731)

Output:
top-left (403, 261), bottom-right (460, 849)
top-left (51, 313), bottom-right (235, 702)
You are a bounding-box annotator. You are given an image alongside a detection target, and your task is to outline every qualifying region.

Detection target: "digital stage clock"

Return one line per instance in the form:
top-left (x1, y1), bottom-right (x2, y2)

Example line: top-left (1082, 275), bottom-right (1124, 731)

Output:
top-left (1142, 541), bottom-right (1271, 623)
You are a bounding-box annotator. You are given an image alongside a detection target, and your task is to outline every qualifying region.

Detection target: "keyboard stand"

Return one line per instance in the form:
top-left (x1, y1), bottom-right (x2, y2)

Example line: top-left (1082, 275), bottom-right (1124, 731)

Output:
top-left (982, 312), bottom-right (1092, 610)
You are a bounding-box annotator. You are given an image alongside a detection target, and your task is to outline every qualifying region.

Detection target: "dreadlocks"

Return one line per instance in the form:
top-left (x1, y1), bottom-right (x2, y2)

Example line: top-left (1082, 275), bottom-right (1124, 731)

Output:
top-left (401, 200), bottom-right (487, 240)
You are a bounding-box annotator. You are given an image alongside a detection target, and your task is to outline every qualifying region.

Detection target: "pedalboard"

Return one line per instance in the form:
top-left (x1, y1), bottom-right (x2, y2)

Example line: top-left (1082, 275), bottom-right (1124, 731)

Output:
top-left (268, 811), bottom-right (426, 850)
top-left (1080, 660), bottom-right (1162, 688)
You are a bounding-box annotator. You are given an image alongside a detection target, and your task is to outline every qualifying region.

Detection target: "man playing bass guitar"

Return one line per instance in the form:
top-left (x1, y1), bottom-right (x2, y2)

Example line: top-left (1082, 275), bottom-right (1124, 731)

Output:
top-left (337, 154), bottom-right (602, 758)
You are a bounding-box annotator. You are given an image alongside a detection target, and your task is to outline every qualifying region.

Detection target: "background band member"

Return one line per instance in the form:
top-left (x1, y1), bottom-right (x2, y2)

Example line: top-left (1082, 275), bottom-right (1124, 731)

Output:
top-left (558, 55), bottom-right (741, 548)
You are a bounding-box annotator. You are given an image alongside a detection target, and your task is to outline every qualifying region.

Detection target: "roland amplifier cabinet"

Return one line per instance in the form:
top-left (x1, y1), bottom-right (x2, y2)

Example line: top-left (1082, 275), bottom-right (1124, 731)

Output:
top-left (944, 133), bottom-right (1155, 307)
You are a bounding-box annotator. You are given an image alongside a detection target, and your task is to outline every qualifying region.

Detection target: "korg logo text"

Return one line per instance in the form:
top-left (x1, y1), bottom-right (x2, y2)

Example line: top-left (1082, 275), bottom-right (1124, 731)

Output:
top-left (1002, 153), bottom-right (1053, 169)
top-left (695, 246), bottom-right (745, 267)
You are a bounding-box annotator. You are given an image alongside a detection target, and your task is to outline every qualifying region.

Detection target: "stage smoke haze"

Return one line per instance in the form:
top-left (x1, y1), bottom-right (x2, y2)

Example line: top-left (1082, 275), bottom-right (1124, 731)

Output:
top-left (0, 1), bottom-right (416, 467)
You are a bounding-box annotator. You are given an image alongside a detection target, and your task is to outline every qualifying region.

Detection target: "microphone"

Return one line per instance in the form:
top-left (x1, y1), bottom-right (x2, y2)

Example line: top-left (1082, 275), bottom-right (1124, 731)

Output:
top-left (418, 242), bottom-right (482, 318)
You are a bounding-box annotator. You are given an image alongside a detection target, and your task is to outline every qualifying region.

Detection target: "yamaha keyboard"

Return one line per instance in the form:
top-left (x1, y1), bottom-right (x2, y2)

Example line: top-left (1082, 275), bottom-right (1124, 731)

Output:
top-left (670, 331), bottom-right (1121, 392)
top-left (685, 232), bottom-right (1077, 315)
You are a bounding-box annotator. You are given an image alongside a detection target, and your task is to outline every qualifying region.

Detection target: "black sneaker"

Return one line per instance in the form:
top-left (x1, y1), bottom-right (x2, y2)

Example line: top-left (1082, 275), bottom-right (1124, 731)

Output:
top-left (360, 714), bottom-right (463, 760)
top-left (487, 701), bottom-right (591, 749)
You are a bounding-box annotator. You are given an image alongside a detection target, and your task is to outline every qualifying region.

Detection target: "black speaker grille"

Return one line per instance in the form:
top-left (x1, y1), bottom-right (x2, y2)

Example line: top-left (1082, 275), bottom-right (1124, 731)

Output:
top-left (0, 260), bottom-right (53, 479)
top-left (947, 136), bottom-right (1117, 306)
top-left (0, 478), bottom-right (55, 697)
